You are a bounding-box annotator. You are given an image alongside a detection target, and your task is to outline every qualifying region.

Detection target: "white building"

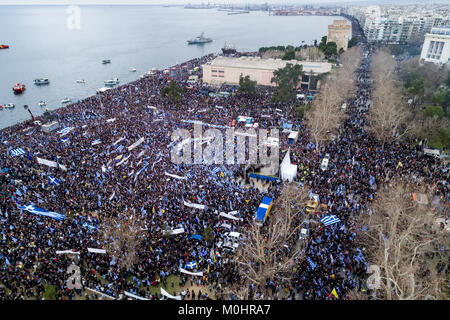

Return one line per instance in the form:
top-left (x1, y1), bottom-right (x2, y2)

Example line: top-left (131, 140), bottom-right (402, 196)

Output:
top-left (420, 26), bottom-right (450, 66)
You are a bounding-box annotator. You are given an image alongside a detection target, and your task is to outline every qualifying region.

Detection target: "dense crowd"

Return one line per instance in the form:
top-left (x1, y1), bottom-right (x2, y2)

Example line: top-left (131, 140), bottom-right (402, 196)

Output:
top-left (0, 35), bottom-right (447, 301)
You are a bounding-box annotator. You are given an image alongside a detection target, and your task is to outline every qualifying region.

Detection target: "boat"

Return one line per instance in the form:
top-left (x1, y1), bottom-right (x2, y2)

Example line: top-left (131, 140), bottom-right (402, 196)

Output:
top-left (222, 42), bottom-right (237, 55)
top-left (34, 78), bottom-right (50, 85)
top-left (13, 83), bottom-right (26, 94)
top-left (0, 45), bottom-right (9, 49)
top-left (187, 32), bottom-right (212, 44)
top-left (0, 105), bottom-right (2, 110)
top-left (76, 79), bottom-right (85, 84)
top-left (4, 103), bottom-right (15, 109)
top-left (61, 97), bottom-right (72, 104)
top-left (130, 67), bottom-right (136, 72)
top-left (104, 78), bottom-right (119, 86)
top-left (102, 59), bottom-right (111, 64)
top-left (38, 100), bottom-right (46, 107)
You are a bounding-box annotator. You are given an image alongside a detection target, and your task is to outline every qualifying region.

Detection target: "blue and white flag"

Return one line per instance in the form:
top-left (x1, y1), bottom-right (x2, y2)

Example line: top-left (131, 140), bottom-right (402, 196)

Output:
top-left (48, 175), bottom-right (60, 186)
top-left (82, 222), bottom-right (97, 230)
top-left (320, 215), bottom-right (340, 226)
top-left (185, 261), bottom-right (197, 269)
top-left (57, 127), bottom-right (74, 137)
top-left (307, 257), bottom-right (316, 270)
top-left (92, 139), bottom-right (102, 146)
top-left (10, 148), bottom-right (26, 157)
top-left (16, 204), bottom-right (65, 221)
top-left (211, 167), bottom-right (220, 175)
top-left (59, 137), bottom-right (70, 143)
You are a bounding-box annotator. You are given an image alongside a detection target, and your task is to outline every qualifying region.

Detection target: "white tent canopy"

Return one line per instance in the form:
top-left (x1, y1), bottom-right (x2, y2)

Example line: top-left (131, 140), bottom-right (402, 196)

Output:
top-left (280, 149), bottom-right (297, 182)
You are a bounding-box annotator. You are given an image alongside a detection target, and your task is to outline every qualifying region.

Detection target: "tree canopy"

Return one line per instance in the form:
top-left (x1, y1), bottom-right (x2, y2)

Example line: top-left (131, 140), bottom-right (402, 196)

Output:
top-left (238, 74), bottom-right (257, 96)
top-left (271, 63), bottom-right (304, 103)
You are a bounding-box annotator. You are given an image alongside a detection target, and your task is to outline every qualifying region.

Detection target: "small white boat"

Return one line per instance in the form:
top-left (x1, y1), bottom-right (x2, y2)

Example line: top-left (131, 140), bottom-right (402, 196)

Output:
top-left (76, 79), bottom-right (85, 84)
top-left (104, 78), bottom-right (119, 86)
top-left (61, 97), bottom-right (71, 104)
top-left (130, 67), bottom-right (136, 72)
top-left (34, 78), bottom-right (50, 85)
top-left (4, 103), bottom-right (15, 109)
top-left (38, 100), bottom-right (46, 107)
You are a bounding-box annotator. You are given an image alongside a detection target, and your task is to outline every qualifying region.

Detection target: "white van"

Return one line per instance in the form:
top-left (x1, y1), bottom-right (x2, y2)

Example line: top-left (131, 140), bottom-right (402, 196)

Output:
top-left (321, 153), bottom-right (330, 171)
top-left (423, 148), bottom-right (441, 159)
top-left (217, 231), bottom-right (241, 253)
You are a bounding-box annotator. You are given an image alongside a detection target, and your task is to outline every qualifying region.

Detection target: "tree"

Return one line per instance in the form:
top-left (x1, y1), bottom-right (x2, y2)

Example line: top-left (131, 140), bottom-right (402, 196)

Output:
top-left (238, 74), bottom-right (257, 96)
top-left (282, 48), bottom-right (295, 60)
top-left (357, 181), bottom-right (447, 300)
top-left (223, 184), bottom-right (311, 299)
top-left (203, 225), bottom-right (214, 243)
top-left (423, 106), bottom-right (445, 119)
top-left (100, 211), bottom-right (145, 271)
top-left (43, 284), bottom-right (59, 300)
top-left (161, 81), bottom-right (182, 105)
top-left (271, 63), bottom-right (304, 103)
top-left (348, 37), bottom-right (358, 48)
top-left (368, 50), bottom-right (412, 145)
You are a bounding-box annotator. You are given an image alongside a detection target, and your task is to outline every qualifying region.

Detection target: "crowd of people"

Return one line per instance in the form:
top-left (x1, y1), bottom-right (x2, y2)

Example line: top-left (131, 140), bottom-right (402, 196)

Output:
top-left (0, 32), bottom-right (447, 300)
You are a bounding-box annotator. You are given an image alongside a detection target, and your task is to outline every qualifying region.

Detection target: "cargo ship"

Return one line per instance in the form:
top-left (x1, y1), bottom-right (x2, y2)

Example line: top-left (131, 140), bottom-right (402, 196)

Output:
top-left (13, 83), bottom-right (26, 94)
top-left (0, 45), bottom-right (9, 49)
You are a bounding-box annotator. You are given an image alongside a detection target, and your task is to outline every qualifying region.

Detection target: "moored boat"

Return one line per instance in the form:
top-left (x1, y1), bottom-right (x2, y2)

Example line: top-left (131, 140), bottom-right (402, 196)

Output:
top-left (13, 83), bottom-right (26, 94)
top-left (34, 78), bottom-right (50, 85)
top-left (102, 59), bottom-right (111, 64)
top-left (104, 78), bottom-right (120, 86)
top-left (38, 100), bottom-right (46, 107)
top-left (61, 97), bottom-right (71, 104)
top-left (187, 32), bottom-right (212, 44)
top-left (76, 79), bottom-right (85, 84)
top-left (130, 67), bottom-right (136, 72)
top-left (4, 103), bottom-right (15, 109)
top-left (0, 45), bottom-right (9, 49)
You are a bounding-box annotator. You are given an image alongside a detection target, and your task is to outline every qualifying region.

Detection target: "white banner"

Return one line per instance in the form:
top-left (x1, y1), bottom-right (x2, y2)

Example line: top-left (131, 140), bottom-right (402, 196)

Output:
top-left (113, 137), bottom-right (125, 146)
top-left (179, 268), bottom-right (204, 277)
top-left (56, 250), bottom-right (80, 255)
top-left (116, 154), bottom-right (131, 166)
top-left (165, 172), bottom-right (187, 180)
top-left (219, 212), bottom-right (243, 221)
top-left (124, 291), bottom-right (149, 300)
top-left (85, 287), bottom-right (116, 300)
top-left (160, 288), bottom-right (182, 300)
top-left (87, 248), bottom-right (107, 254)
top-left (128, 137), bottom-right (145, 151)
top-left (166, 227), bottom-right (184, 235)
top-left (183, 201), bottom-right (205, 210)
top-left (36, 157), bottom-right (67, 171)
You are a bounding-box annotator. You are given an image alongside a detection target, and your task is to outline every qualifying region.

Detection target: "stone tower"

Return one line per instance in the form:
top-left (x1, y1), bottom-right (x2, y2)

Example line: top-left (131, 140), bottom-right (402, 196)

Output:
top-left (327, 20), bottom-right (352, 52)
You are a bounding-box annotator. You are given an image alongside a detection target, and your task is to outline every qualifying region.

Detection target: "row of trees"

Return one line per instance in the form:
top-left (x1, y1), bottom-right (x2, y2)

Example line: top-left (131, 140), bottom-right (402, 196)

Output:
top-left (367, 50), bottom-right (413, 146)
top-left (304, 46), bottom-right (363, 152)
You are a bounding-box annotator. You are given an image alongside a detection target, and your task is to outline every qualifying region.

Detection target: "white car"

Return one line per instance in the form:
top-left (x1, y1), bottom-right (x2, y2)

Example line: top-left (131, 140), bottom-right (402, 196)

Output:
top-left (321, 153), bottom-right (330, 171)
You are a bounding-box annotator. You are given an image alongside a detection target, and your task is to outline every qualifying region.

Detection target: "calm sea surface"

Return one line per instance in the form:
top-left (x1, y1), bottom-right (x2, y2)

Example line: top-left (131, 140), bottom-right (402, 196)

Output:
top-left (0, 5), bottom-right (346, 129)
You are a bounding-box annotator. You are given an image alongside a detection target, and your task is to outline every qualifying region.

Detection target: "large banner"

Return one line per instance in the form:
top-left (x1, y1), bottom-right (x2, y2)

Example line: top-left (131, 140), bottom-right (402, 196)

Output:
top-left (179, 268), bottom-right (203, 276)
top-left (128, 137), bottom-right (145, 151)
top-left (219, 212), bottom-right (243, 221)
top-left (160, 288), bottom-right (182, 300)
top-left (17, 204), bottom-right (65, 221)
top-left (36, 157), bottom-right (67, 171)
top-left (165, 172), bottom-right (187, 180)
top-left (87, 248), bottom-right (107, 254)
top-left (124, 291), bottom-right (149, 300)
top-left (183, 201), bottom-right (205, 210)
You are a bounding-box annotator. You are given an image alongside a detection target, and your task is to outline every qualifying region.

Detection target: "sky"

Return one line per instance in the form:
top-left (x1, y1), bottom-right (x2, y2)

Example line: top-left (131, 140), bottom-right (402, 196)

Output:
top-left (0, 0), bottom-right (447, 5)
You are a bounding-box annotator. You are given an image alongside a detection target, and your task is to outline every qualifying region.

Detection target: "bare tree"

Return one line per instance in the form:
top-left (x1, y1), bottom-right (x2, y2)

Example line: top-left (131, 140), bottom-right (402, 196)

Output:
top-left (305, 81), bottom-right (345, 152)
top-left (99, 211), bottom-right (145, 270)
top-left (223, 184), bottom-right (311, 299)
top-left (368, 50), bottom-right (413, 146)
top-left (357, 181), bottom-right (448, 300)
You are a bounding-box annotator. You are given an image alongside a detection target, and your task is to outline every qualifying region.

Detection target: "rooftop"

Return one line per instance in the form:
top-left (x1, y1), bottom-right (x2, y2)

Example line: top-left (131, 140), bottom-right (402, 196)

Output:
top-left (205, 56), bottom-right (332, 74)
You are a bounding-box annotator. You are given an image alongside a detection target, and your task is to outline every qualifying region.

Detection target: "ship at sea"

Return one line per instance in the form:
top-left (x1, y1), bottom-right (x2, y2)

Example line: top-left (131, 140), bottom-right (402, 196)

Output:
top-left (222, 42), bottom-right (237, 55)
top-left (187, 32), bottom-right (213, 45)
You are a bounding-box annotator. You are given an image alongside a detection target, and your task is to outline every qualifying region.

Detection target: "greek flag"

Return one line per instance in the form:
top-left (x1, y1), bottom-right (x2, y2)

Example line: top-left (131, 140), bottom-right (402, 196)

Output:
top-left (57, 127), bottom-right (74, 136)
top-left (82, 222), bottom-right (97, 230)
top-left (185, 261), bottom-right (197, 269)
top-left (92, 139), bottom-right (102, 146)
top-left (48, 175), bottom-right (60, 186)
top-left (211, 167), bottom-right (220, 175)
top-left (16, 204), bottom-right (65, 221)
top-left (307, 257), bottom-right (316, 270)
top-left (320, 215), bottom-right (340, 226)
top-left (59, 137), bottom-right (70, 143)
top-left (10, 148), bottom-right (26, 157)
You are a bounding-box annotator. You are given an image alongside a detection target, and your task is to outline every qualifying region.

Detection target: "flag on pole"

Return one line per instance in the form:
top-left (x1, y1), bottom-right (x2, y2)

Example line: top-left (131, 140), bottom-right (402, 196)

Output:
top-left (48, 175), bottom-right (60, 186)
top-left (331, 288), bottom-right (338, 299)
